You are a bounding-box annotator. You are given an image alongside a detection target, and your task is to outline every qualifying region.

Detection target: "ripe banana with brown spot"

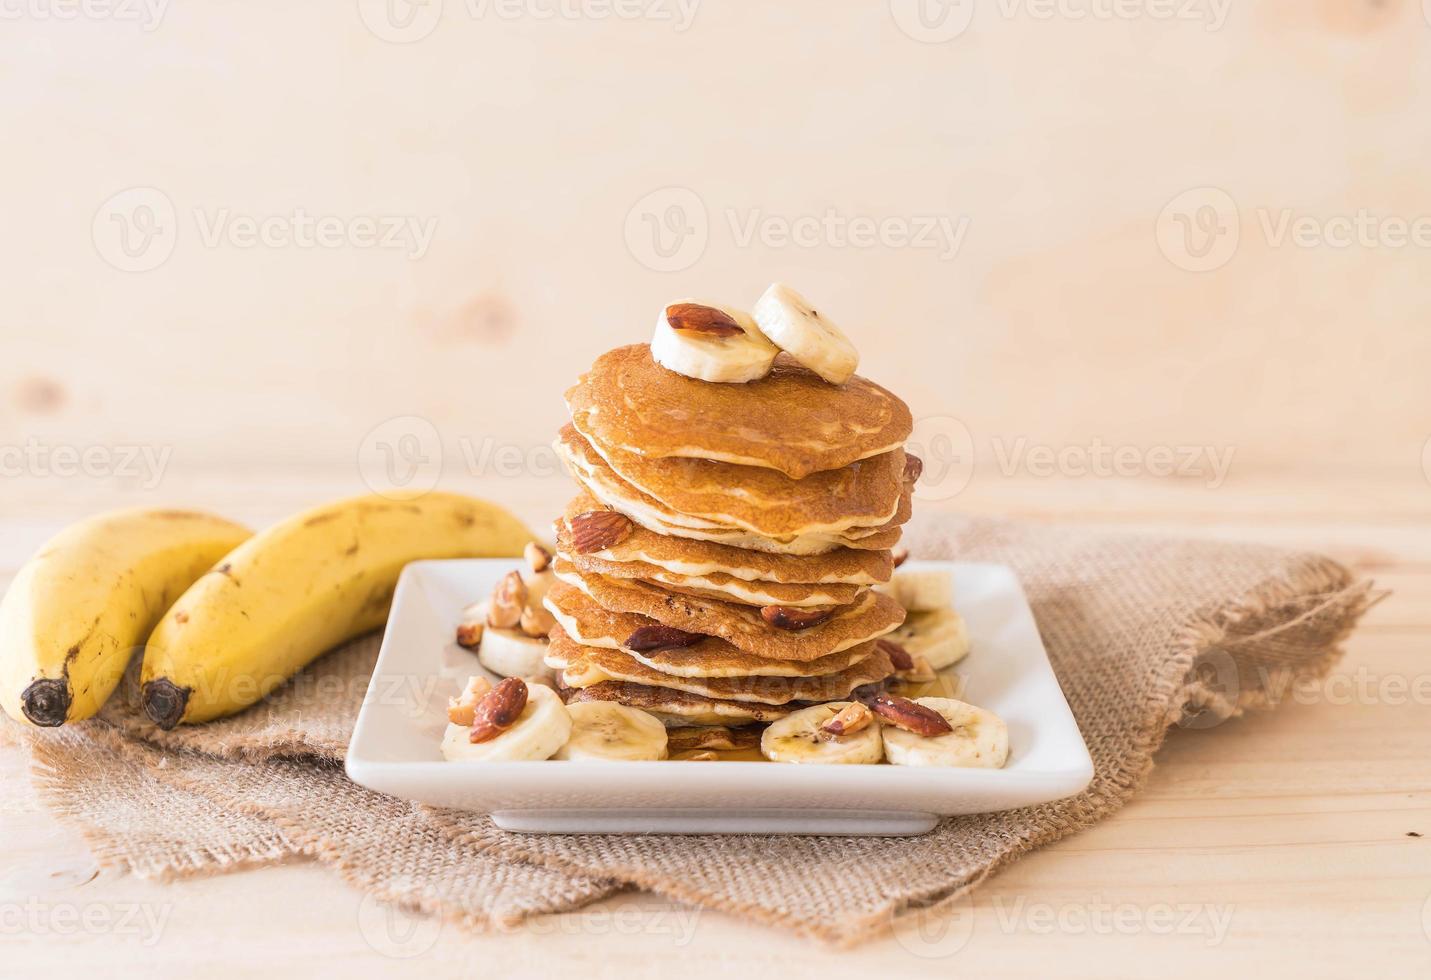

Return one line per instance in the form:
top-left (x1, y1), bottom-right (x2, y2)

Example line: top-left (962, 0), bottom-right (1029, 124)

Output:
top-left (140, 492), bottom-right (531, 728)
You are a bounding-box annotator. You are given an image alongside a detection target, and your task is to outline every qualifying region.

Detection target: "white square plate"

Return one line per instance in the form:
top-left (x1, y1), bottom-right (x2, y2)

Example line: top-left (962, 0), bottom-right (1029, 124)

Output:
top-left (346, 560), bottom-right (1093, 836)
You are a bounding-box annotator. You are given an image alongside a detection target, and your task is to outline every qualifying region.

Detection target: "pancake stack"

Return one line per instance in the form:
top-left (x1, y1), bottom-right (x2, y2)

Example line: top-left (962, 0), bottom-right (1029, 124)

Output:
top-left (544, 336), bottom-right (919, 730)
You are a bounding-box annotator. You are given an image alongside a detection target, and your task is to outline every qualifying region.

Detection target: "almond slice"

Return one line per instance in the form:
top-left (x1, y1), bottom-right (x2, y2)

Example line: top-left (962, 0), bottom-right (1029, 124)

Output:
top-left (760, 605), bottom-right (835, 631)
top-left (625, 624), bottom-right (703, 651)
top-left (866, 693), bottom-right (953, 737)
top-left (820, 701), bottom-right (874, 739)
top-left (570, 511), bottom-right (634, 554)
top-left (665, 303), bottom-right (743, 337)
top-left (468, 677), bottom-right (529, 743)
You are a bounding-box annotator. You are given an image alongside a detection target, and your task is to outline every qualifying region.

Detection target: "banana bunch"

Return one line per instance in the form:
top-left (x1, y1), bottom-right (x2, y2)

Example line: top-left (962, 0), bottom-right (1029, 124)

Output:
top-left (141, 493), bottom-right (531, 728)
top-left (0, 510), bottom-right (252, 726)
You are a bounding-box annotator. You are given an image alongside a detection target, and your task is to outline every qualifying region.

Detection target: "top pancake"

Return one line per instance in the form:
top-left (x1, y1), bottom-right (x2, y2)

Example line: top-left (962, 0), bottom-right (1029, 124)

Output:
top-left (568, 345), bottom-right (913, 479)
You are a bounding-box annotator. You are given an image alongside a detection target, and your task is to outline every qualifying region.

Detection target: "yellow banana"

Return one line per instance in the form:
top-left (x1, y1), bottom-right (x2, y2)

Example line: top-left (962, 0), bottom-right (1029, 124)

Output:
top-left (0, 509), bottom-right (252, 726)
top-left (140, 492), bottom-right (531, 728)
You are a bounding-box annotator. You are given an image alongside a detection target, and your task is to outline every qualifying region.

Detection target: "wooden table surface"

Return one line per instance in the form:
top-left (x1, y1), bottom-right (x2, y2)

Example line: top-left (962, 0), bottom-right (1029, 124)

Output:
top-left (2, 467), bottom-right (1428, 978)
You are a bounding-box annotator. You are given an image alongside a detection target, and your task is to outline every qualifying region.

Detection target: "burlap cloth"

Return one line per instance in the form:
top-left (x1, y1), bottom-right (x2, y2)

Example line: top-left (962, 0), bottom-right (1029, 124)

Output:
top-left (6, 515), bottom-right (1377, 945)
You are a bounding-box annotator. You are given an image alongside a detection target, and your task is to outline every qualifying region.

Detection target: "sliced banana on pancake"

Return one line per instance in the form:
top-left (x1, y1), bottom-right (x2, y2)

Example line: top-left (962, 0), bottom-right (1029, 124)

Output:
top-left (440, 683), bottom-right (571, 762)
top-left (554, 701), bottom-right (668, 761)
top-left (651, 301), bottom-right (777, 384)
top-left (751, 283), bottom-right (859, 385)
top-left (760, 702), bottom-right (884, 764)
top-left (877, 569), bottom-right (954, 612)
top-left (479, 628), bottom-right (551, 679)
top-left (881, 607), bottom-right (969, 670)
top-left (880, 697), bottom-right (1008, 768)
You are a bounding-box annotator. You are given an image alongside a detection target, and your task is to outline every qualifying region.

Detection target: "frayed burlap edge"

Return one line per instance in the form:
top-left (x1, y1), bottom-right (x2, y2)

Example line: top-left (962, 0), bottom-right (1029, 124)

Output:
top-left (24, 724), bottom-right (303, 880)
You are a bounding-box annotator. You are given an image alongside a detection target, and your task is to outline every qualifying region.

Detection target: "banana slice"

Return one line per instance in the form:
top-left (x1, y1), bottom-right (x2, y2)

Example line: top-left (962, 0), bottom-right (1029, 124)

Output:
top-left (554, 701), bottom-right (668, 761)
top-left (440, 682), bottom-right (571, 762)
top-left (751, 283), bottom-right (859, 384)
top-left (479, 627), bottom-right (550, 679)
top-left (650, 300), bottom-right (777, 383)
top-left (876, 569), bottom-right (954, 612)
top-left (882, 607), bottom-right (969, 670)
top-left (881, 697), bottom-right (1008, 768)
top-left (760, 701), bottom-right (884, 764)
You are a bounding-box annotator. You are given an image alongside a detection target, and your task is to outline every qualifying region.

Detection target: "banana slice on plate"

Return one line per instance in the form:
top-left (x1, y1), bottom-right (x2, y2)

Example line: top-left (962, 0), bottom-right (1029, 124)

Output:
top-left (651, 300), bottom-right (777, 383)
top-left (881, 697), bottom-right (1008, 768)
top-left (751, 282), bottom-right (859, 384)
top-left (760, 701), bottom-right (884, 764)
top-left (881, 607), bottom-right (969, 670)
top-left (440, 682), bottom-right (571, 762)
top-left (876, 569), bottom-right (954, 612)
top-left (478, 627), bottom-right (550, 679)
top-left (554, 701), bottom-right (668, 761)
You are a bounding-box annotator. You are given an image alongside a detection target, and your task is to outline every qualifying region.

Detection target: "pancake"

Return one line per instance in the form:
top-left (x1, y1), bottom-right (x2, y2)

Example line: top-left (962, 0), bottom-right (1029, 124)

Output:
top-left (553, 560), bottom-right (905, 662)
top-left (554, 515), bottom-right (862, 608)
top-left (569, 408), bottom-right (906, 537)
top-left (558, 431), bottom-right (909, 555)
top-left (568, 345), bottom-right (913, 479)
top-left (544, 580), bottom-right (876, 678)
top-left (557, 493), bottom-right (893, 584)
top-left (547, 626), bottom-right (895, 706)
top-left (562, 680), bottom-right (795, 727)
